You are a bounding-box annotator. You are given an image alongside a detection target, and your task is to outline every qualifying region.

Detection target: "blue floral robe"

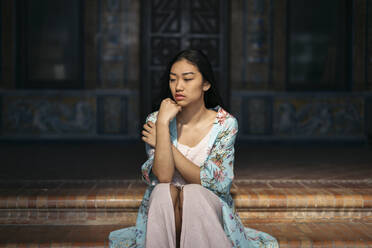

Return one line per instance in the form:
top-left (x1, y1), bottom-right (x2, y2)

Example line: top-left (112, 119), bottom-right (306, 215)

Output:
top-left (109, 105), bottom-right (279, 248)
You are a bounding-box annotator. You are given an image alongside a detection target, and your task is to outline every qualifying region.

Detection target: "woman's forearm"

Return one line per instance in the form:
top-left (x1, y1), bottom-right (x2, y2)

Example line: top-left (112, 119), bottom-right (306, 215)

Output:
top-left (152, 121), bottom-right (175, 182)
top-left (171, 145), bottom-right (201, 184)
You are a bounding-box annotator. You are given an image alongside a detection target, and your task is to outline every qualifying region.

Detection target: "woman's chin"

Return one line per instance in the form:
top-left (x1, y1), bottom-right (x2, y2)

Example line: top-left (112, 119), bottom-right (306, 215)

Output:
top-left (176, 100), bottom-right (186, 106)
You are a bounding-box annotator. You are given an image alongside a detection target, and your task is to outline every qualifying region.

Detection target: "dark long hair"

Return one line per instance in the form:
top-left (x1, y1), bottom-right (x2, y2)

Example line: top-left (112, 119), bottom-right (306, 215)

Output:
top-left (152, 49), bottom-right (225, 112)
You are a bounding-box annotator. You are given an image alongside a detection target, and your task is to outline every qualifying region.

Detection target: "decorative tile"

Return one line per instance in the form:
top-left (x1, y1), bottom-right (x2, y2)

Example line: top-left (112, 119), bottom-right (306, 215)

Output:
top-left (3, 96), bottom-right (96, 135)
top-left (98, 0), bottom-right (140, 89)
top-left (273, 97), bottom-right (364, 136)
top-left (103, 96), bottom-right (122, 133)
top-left (241, 0), bottom-right (271, 89)
top-left (244, 97), bottom-right (269, 134)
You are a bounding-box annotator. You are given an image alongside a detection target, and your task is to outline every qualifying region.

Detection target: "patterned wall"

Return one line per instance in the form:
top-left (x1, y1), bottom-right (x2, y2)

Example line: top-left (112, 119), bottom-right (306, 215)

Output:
top-left (0, 91), bottom-right (139, 139)
top-left (229, 0), bottom-right (371, 142)
top-left (0, 0), bottom-right (141, 140)
top-left (273, 97), bottom-right (364, 137)
top-left (98, 0), bottom-right (140, 89)
top-left (3, 96), bottom-right (96, 135)
top-left (231, 0), bottom-right (272, 90)
top-left (0, 0), bottom-right (371, 142)
top-left (230, 93), bottom-right (369, 141)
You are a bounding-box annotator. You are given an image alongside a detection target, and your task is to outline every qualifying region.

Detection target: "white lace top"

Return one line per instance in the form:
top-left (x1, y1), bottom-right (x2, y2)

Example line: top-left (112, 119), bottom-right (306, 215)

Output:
top-left (171, 126), bottom-right (214, 187)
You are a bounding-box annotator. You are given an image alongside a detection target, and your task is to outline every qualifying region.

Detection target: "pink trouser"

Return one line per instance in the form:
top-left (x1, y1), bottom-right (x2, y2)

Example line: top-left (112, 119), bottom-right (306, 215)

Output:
top-left (145, 183), bottom-right (232, 248)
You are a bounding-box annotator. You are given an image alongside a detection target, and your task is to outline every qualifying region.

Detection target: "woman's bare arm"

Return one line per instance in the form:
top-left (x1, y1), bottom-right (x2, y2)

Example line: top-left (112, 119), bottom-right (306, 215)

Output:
top-left (171, 145), bottom-right (201, 184)
top-left (152, 121), bottom-right (175, 182)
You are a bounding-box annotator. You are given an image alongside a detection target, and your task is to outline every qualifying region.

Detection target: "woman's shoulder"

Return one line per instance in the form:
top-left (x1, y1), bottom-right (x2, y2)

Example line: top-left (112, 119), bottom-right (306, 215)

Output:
top-left (216, 106), bottom-right (238, 130)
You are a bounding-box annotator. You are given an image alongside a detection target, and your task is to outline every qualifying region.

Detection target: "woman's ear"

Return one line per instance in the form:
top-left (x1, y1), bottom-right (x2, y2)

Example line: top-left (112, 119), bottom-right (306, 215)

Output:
top-left (203, 81), bottom-right (211, 92)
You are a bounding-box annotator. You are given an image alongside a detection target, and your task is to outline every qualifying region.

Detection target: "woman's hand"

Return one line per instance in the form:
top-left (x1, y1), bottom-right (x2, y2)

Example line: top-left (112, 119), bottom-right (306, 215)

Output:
top-left (142, 121), bottom-right (156, 148)
top-left (157, 98), bottom-right (182, 125)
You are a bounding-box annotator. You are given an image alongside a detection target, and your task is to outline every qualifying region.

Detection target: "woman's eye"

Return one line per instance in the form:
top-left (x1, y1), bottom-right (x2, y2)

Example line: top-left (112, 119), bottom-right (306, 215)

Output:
top-left (184, 78), bottom-right (192, 81)
top-left (169, 79), bottom-right (176, 82)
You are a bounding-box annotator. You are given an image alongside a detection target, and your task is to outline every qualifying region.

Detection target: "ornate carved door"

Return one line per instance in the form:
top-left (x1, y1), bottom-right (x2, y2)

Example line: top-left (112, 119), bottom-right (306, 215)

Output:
top-left (140, 0), bottom-right (230, 122)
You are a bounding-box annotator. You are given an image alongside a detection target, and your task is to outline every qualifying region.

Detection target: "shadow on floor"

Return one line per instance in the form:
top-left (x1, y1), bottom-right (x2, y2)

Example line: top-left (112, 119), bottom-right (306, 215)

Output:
top-left (1, 141), bottom-right (371, 181)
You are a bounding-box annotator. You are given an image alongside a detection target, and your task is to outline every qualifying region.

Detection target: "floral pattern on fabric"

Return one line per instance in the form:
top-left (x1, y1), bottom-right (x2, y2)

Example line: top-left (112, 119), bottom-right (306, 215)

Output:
top-left (109, 105), bottom-right (279, 248)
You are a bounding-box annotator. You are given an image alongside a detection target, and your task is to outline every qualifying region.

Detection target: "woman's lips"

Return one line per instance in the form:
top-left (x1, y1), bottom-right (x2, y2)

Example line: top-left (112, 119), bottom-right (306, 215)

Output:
top-left (175, 95), bottom-right (185, 100)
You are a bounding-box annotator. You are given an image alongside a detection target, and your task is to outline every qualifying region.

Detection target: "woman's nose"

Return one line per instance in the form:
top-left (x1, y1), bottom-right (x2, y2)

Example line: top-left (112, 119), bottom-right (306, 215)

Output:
top-left (175, 80), bottom-right (183, 90)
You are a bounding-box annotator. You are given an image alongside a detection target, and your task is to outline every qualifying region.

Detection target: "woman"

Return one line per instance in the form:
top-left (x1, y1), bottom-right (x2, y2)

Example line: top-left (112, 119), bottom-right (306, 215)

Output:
top-left (109, 49), bottom-right (279, 248)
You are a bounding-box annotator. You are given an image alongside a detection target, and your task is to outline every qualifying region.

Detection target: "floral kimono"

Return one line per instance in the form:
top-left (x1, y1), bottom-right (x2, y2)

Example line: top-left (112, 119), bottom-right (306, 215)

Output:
top-left (109, 105), bottom-right (279, 248)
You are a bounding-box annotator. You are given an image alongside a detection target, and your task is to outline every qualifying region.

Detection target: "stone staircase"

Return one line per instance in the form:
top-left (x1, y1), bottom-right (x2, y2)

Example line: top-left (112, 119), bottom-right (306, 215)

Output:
top-left (0, 179), bottom-right (371, 247)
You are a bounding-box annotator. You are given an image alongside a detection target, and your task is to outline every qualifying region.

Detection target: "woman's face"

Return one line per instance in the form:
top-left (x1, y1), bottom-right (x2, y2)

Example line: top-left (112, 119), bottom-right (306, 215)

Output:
top-left (169, 59), bottom-right (210, 106)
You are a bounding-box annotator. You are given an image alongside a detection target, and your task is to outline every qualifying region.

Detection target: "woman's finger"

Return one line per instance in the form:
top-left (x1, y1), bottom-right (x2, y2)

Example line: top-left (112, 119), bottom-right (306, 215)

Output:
top-left (143, 124), bottom-right (150, 132)
top-left (142, 136), bottom-right (150, 145)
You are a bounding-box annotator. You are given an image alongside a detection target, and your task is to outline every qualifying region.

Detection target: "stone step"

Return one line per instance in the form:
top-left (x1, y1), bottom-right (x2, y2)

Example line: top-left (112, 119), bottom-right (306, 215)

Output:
top-left (1, 179), bottom-right (371, 209)
top-left (0, 222), bottom-right (371, 247)
top-left (0, 179), bottom-right (371, 225)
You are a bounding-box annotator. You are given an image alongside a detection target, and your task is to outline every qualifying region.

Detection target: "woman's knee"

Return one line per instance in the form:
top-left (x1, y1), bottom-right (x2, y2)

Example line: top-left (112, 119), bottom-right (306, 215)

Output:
top-left (180, 184), bottom-right (205, 210)
top-left (182, 184), bottom-right (204, 195)
top-left (182, 184), bottom-right (219, 205)
top-left (152, 183), bottom-right (170, 193)
top-left (149, 183), bottom-right (171, 203)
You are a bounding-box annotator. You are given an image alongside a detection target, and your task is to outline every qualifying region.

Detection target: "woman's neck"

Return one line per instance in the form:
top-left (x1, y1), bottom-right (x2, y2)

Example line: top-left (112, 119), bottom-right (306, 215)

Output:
top-left (176, 102), bottom-right (209, 127)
